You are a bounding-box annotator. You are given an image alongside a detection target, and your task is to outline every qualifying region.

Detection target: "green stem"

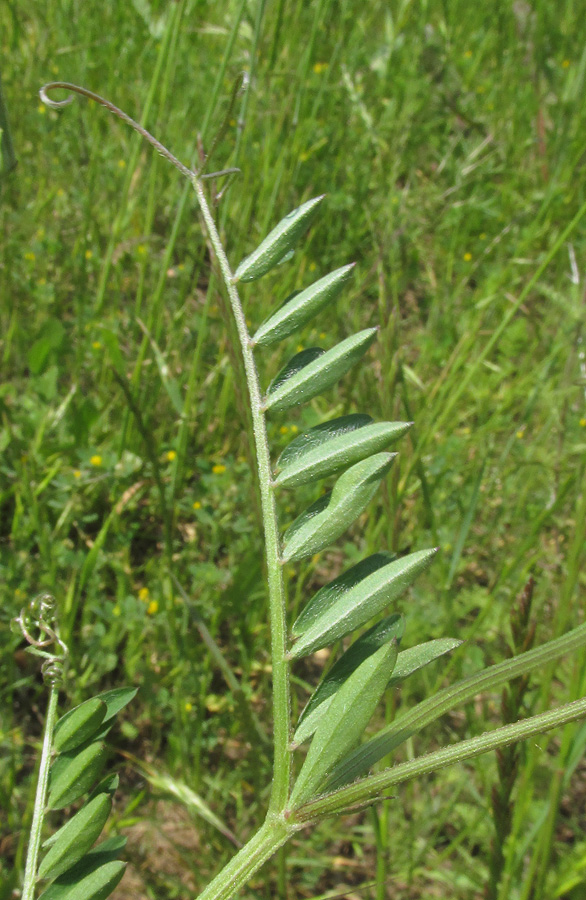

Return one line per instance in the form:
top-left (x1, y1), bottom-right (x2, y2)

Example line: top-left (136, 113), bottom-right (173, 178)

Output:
top-left (190, 176), bottom-right (291, 812)
top-left (293, 697), bottom-right (586, 823)
top-left (196, 816), bottom-right (292, 900)
top-left (22, 683), bottom-right (59, 900)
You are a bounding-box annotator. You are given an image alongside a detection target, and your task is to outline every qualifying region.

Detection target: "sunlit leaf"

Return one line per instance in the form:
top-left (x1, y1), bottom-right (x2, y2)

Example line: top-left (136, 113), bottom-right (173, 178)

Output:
top-left (293, 615), bottom-right (405, 746)
top-left (275, 416), bottom-right (411, 488)
top-left (289, 547), bottom-right (437, 656)
top-left (289, 640), bottom-right (399, 807)
top-left (53, 699), bottom-right (107, 754)
top-left (252, 264), bottom-right (355, 346)
top-left (265, 329), bottom-right (377, 413)
top-left (48, 742), bottom-right (107, 810)
top-left (388, 638), bottom-right (462, 686)
top-left (38, 794), bottom-right (112, 881)
top-left (233, 195), bottom-right (325, 282)
top-left (282, 453), bottom-right (394, 563)
top-left (37, 860), bottom-right (126, 900)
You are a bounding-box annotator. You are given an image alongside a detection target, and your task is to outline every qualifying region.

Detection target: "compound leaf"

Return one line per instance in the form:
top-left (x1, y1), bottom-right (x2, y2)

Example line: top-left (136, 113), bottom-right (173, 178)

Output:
top-left (282, 453), bottom-right (394, 563)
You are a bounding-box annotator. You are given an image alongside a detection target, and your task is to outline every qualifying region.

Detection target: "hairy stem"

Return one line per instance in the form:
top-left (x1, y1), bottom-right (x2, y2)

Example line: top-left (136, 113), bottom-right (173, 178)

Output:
top-left (293, 696), bottom-right (586, 822)
top-left (190, 175), bottom-right (291, 811)
top-left (196, 816), bottom-right (293, 900)
top-left (22, 683), bottom-right (59, 900)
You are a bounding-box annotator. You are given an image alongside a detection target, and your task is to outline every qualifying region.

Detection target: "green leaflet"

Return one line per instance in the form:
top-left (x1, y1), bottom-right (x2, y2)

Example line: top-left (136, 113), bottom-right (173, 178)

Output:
top-left (252, 264), bottom-right (355, 347)
top-left (53, 699), bottom-right (107, 754)
top-left (37, 860), bottom-right (126, 900)
top-left (233, 195), bottom-right (325, 283)
top-left (289, 547), bottom-right (437, 657)
top-left (388, 638), bottom-right (463, 686)
top-left (294, 634), bottom-right (461, 746)
top-left (93, 687), bottom-right (138, 723)
top-left (292, 552), bottom-right (395, 637)
top-left (324, 621), bottom-right (586, 792)
top-left (293, 615), bottom-right (405, 746)
top-left (264, 329), bottom-right (377, 413)
top-left (268, 348), bottom-right (324, 396)
top-left (38, 793), bottom-right (112, 881)
top-left (48, 742), bottom-right (107, 810)
top-left (44, 779), bottom-right (119, 850)
top-left (87, 774), bottom-right (119, 803)
top-left (275, 416), bottom-right (412, 488)
top-left (289, 641), bottom-right (399, 807)
top-left (281, 453), bottom-right (394, 563)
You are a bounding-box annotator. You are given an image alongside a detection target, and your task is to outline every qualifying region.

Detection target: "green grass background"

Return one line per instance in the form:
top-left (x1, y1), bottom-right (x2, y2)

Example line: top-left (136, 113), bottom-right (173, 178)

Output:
top-left (2, 1), bottom-right (586, 897)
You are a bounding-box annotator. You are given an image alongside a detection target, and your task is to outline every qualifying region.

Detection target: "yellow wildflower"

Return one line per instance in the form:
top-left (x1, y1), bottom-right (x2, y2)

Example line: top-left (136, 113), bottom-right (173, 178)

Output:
top-left (313, 62), bottom-right (328, 74)
top-left (92, 341), bottom-right (102, 350)
top-left (166, 450), bottom-right (177, 462)
top-left (90, 455), bottom-right (102, 467)
top-left (24, 252), bottom-right (35, 262)
top-left (280, 426), bottom-right (289, 435)
top-left (193, 500), bottom-right (202, 509)
top-left (463, 252), bottom-right (472, 262)
top-left (85, 250), bottom-right (93, 260)
top-left (579, 418), bottom-right (586, 427)
top-left (112, 605), bottom-right (121, 617)
top-left (73, 469), bottom-right (81, 479)
top-left (184, 701), bottom-right (193, 712)
top-left (147, 600), bottom-right (158, 615)
top-left (118, 159), bottom-right (126, 169)
top-left (562, 59), bottom-right (570, 68)
top-left (138, 587), bottom-right (150, 602)
top-left (212, 463), bottom-right (226, 474)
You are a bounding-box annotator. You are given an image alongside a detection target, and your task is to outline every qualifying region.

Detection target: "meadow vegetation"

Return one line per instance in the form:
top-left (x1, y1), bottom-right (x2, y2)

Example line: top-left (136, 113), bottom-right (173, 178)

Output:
top-left (2, 1), bottom-right (586, 897)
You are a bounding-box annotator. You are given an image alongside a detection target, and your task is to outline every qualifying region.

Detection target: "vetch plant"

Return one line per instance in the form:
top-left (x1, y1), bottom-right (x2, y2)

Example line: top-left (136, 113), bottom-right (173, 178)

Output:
top-left (25, 80), bottom-right (586, 899)
top-left (13, 593), bottom-right (136, 900)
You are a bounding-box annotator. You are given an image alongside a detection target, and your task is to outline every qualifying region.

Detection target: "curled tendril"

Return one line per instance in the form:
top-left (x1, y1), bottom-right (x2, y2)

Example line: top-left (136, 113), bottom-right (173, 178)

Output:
top-left (13, 593), bottom-right (68, 683)
top-left (39, 82), bottom-right (241, 182)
